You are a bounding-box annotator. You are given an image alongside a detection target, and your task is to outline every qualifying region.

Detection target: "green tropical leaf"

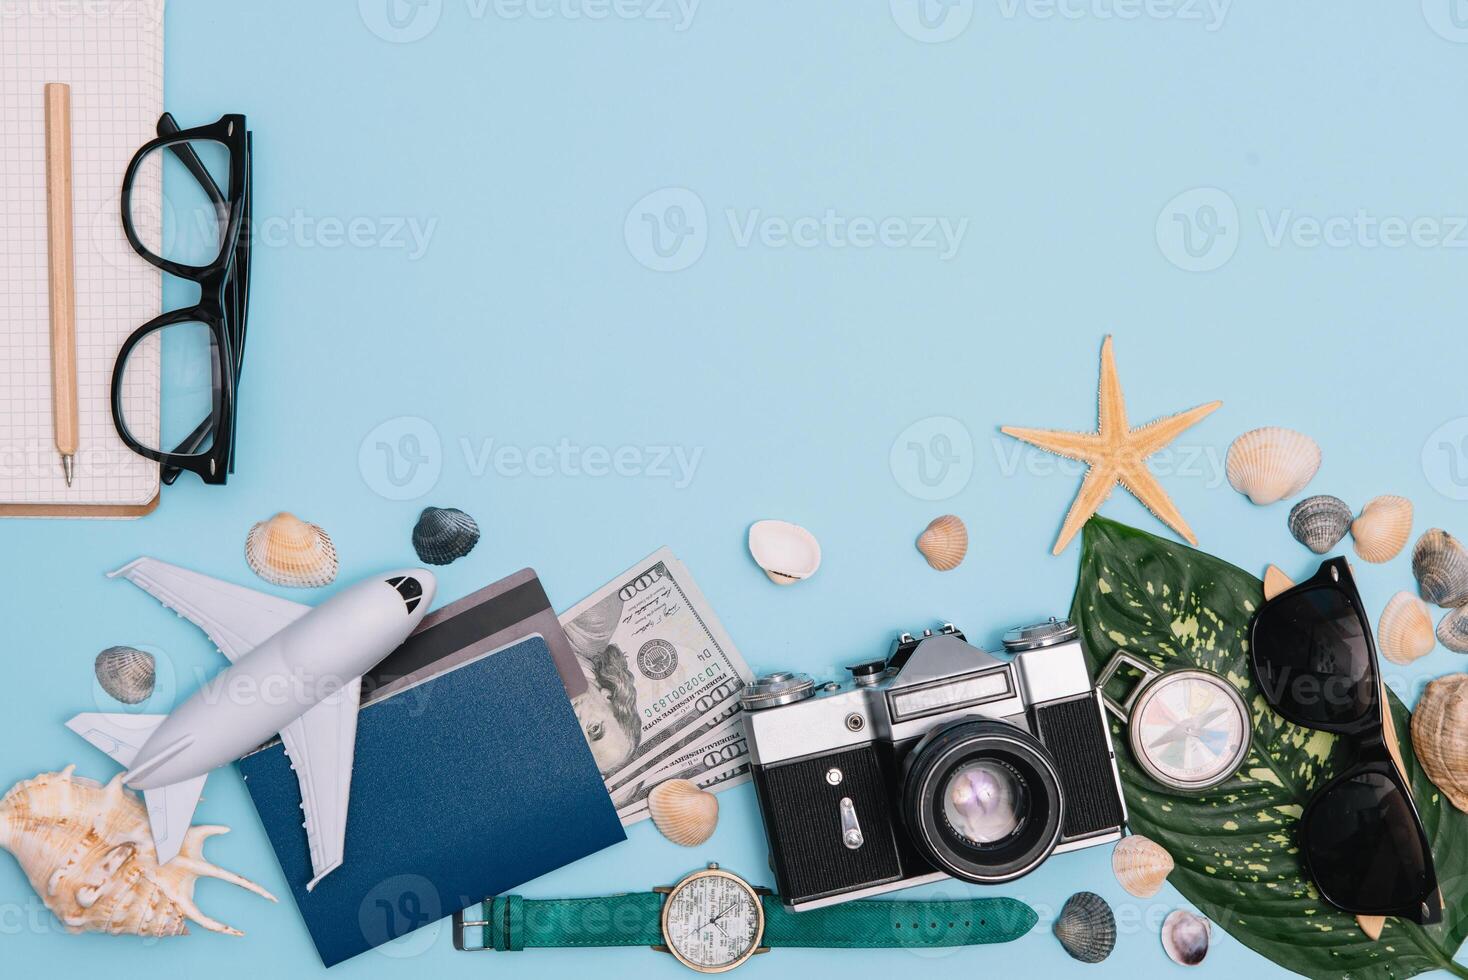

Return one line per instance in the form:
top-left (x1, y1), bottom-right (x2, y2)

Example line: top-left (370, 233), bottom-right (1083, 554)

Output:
top-left (1069, 516), bottom-right (1468, 980)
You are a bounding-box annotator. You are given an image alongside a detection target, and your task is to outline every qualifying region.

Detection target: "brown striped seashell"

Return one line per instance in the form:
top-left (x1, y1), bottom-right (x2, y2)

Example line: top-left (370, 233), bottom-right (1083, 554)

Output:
top-left (0, 767), bottom-right (275, 937)
top-left (647, 779), bottom-right (718, 847)
top-left (1378, 591), bottom-right (1436, 666)
top-left (1439, 606), bottom-right (1468, 654)
top-left (94, 646), bottom-right (155, 705)
top-left (1411, 673), bottom-right (1468, 812)
top-left (1112, 834), bottom-right (1174, 898)
top-left (1351, 495), bottom-right (1414, 564)
top-left (916, 515), bottom-right (968, 571)
top-left (1412, 529), bottom-right (1468, 608)
top-left (245, 512), bottom-right (338, 588)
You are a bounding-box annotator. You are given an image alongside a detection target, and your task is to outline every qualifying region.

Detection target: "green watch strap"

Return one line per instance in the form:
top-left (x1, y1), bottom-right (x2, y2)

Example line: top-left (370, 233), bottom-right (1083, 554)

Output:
top-left (761, 895), bottom-right (1037, 948)
top-left (458, 892), bottom-right (1036, 952)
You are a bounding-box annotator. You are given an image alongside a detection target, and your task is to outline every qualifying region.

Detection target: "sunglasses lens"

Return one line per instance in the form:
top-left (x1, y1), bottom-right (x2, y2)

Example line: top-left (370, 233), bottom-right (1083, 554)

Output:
top-left (1304, 770), bottom-right (1434, 919)
top-left (1253, 587), bottom-right (1374, 726)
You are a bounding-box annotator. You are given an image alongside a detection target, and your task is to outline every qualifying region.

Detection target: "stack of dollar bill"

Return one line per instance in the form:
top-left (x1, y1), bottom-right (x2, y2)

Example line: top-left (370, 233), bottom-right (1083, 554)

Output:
top-left (559, 547), bottom-right (754, 824)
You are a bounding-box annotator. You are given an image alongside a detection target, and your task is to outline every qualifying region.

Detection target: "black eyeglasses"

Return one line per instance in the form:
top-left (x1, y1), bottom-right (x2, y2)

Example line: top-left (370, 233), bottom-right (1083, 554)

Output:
top-left (113, 112), bottom-right (251, 485)
top-left (1250, 556), bottom-right (1441, 925)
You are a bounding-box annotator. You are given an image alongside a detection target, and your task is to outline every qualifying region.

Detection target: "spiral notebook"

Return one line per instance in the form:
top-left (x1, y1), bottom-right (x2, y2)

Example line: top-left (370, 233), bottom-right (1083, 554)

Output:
top-left (0, 0), bottom-right (165, 517)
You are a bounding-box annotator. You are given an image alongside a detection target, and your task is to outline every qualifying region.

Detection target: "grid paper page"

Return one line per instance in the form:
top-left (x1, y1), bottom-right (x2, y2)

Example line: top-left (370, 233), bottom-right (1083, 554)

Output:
top-left (1, 0), bottom-right (163, 508)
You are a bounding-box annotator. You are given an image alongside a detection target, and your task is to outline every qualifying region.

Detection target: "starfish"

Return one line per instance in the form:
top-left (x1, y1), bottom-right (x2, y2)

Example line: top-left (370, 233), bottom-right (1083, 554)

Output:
top-left (1001, 335), bottom-right (1222, 555)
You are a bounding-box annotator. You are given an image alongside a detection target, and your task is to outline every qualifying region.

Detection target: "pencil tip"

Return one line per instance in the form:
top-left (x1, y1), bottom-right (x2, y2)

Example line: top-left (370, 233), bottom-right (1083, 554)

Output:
top-left (62, 454), bottom-right (74, 486)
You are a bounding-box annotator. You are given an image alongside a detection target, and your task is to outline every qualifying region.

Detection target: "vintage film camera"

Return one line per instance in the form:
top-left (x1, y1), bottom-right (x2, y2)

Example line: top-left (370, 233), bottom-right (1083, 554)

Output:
top-left (740, 619), bottom-right (1127, 910)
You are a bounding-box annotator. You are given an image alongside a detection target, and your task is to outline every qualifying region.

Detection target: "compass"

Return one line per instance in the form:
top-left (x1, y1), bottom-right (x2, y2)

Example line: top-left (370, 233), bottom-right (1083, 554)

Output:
top-left (1098, 651), bottom-right (1251, 793)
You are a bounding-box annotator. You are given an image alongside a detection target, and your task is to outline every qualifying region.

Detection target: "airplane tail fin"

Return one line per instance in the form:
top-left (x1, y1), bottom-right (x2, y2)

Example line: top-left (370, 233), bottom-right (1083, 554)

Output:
top-left (65, 712), bottom-right (206, 865)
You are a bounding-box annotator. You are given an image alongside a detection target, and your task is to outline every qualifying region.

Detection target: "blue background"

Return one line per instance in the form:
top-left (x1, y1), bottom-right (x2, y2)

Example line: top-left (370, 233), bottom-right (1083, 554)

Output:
top-left (4, 1), bottom-right (1468, 977)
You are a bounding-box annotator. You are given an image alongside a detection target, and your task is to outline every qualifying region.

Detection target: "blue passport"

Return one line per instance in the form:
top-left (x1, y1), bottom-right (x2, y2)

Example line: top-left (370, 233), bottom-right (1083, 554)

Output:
top-left (238, 635), bottom-right (625, 967)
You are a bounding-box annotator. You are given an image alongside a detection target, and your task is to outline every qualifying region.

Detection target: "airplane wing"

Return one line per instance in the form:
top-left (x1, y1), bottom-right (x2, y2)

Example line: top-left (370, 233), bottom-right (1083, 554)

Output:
top-left (110, 557), bottom-right (310, 663)
top-left (278, 676), bottom-right (362, 891)
top-left (66, 712), bottom-right (205, 865)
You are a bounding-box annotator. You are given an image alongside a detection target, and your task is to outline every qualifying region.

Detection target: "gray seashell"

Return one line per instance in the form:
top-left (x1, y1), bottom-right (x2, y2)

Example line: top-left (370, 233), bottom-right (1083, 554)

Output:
top-left (1288, 495), bottom-right (1353, 555)
top-left (1054, 891), bottom-right (1116, 964)
top-left (94, 646), bottom-right (155, 704)
top-left (412, 507), bottom-right (480, 565)
top-left (1161, 909), bottom-right (1211, 966)
top-left (1413, 529), bottom-right (1468, 608)
top-left (1439, 607), bottom-right (1468, 653)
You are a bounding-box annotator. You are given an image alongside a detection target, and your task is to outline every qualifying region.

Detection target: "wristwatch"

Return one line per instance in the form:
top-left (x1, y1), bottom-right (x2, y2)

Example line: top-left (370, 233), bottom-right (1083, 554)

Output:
top-left (453, 863), bottom-right (1037, 974)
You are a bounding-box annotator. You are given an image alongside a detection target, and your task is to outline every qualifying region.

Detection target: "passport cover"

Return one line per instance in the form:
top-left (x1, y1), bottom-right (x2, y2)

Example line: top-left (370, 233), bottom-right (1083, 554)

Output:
top-left (238, 636), bottom-right (625, 967)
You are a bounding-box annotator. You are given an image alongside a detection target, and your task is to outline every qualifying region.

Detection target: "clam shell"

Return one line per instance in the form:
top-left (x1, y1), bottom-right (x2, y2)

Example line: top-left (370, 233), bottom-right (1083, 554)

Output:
top-left (1287, 495), bottom-right (1353, 555)
top-left (1162, 909), bottom-right (1211, 966)
top-left (412, 507), bottom-right (480, 566)
top-left (1054, 891), bottom-right (1116, 964)
top-left (1410, 674), bottom-right (1468, 812)
top-left (1351, 495), bottom-right (1414, 563)
top-left (244, 512), bottom-right (338, 588)
top-left (1413, 529), bottom-right (1468, 608)
top-left (94, 646), bottom-right (155, 705)
top-left (1112, 834), bottom-right (1174, 898)
top-left (1439, 607), bottom-right (1468, 654)
top-left (646, 778), bottom-right (718, 847)
top-left (0, 767), bottom-right (275, 936)
top-left (748, 520), bottom-right (821, 585)
top-left (1225, 427), bottom-right (1321, 505)
top-left (916, 515), bottom-right (968, 571)
top-left (1378, 591), bottom-right (1436, 666)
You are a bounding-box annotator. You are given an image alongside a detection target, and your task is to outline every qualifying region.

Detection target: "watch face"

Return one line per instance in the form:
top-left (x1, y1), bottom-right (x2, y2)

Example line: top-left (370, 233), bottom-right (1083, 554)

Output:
top-left (662, 869), bottom-right (763, 973)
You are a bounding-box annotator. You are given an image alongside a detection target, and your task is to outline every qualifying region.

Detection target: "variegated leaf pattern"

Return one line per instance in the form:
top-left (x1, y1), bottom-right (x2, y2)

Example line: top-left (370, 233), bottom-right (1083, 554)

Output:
top-left (1070, 516), bottom-right (1468, 980)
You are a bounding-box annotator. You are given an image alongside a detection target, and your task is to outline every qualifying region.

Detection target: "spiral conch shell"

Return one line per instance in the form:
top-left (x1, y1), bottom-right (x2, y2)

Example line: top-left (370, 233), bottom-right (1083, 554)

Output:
top-left (1411, 674), bottom-right (1468, 813)
top-left (0, 768), bottom-right (275, 937)
top-left (1225, 427), bottom-right (1321, 505)
top-left (1378, 591), bottom-right (1436, 666)
top-left (1112, 834), bottom-right (1174, 898)
top-left (646, 778), bottom-right (718, 847)
top-left (916, 515), bottom-right (968, 571)
top-left (245, 512), bottom-right (338, 588)
top-left (1351, 495), bottom-right (1413, 564)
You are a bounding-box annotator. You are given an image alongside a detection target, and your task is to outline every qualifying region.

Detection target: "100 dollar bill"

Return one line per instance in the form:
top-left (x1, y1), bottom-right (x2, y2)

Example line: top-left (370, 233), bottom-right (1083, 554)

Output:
top-left (560, 547), bottom-right (753, 819)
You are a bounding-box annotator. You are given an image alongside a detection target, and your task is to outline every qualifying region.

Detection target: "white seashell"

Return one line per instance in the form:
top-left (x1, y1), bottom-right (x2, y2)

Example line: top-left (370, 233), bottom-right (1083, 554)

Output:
top-left (245, 512), bottom-right (338, 588)
top-left (646, 779), bottom-right (718, 847)
top-left (1112, 834), bottom-right (1174, 898)
top-left (916, 515), bottom-right (968, 571)
top-left (748, 520), bottom-right (821, 585)
top-left (0, 768), bottom-right (275, 936)
top-left (1287, 495), bottom-right (1352, 555)
top-left (1439, 607), bottom-right (1468, 654)
top-left (1411, 674), bottom-right (1468, 812)
top-left (1413, 529), bottom-right (1468, 608)
top-left (1053, 891), bottom-right (1116, 964)
top-left (1351, 495), bottom-right (1413, 563)
top-left (1378, 591), bottom-right (1436, 666)
top-left (1225, 427), bottom-right (1321, 505)
top-left (94, 646), bottom-right (155, 705)
top-left (1162, 909), bottom-right (1211, 966)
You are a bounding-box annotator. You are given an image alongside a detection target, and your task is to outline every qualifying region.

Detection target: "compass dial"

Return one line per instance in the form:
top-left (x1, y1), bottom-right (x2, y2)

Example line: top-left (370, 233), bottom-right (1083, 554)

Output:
top-left (1132, 670), bottom-right (1250, 791)
top-left (662, 868), bottom-right (764, 973)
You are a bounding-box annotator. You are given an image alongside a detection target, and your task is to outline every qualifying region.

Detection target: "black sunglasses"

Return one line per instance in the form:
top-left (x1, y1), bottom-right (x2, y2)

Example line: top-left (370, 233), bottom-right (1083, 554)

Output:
top-left (112, 113), bottom-right (251, 485)
top-left (1250, 556), bottom-right (1441, 925)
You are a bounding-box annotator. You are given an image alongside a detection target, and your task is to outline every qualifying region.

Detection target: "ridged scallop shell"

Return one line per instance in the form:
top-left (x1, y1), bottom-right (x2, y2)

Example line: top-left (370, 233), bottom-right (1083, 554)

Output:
top-left (1411, 674), bottom-right (1468, 812)
top-left (245, 512), bottom-right (338, 588)
top-left (1113, 834), bottom-right (1174, 898)
top-left (94, 646), bottom-right (155, 705)
top-left (748, 520), bottom-right (821, 585)
top-left (916, 515), bottom-right (968, 571)
top-left (1378, 591), bottom-right (1436, 666)
top-left (1413, 529), bottom-right (1468, 608)
top-left (0, 767), bottom-right (275, 936)
top-left (1225, 427), bottom-right (1321, 505)
top-left (1439, 607), bottom-right (1468, 654)
top-left (1162, 909), bottom-right (1211, 966)
top-left (1054, 891), bottom-right (1116, 964)
top-left (646, 779), bottom-right (717, 847)
top-left (1351, 495), bottom-right (1414, 563)
top-left (411, 507), bottom-right (480, 566)
top-left (1287, 495), bottom-right (1352, 555)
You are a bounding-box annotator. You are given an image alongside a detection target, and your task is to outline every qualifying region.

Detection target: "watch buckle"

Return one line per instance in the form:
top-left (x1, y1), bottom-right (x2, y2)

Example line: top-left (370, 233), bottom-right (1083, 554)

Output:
top-left (451, 908), bottom-right (492, 952)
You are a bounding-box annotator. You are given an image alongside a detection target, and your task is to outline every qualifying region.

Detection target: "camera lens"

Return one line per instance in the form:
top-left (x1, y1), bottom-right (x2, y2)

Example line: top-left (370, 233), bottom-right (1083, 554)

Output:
top-left (901, 718), bottom-right (1064, 884)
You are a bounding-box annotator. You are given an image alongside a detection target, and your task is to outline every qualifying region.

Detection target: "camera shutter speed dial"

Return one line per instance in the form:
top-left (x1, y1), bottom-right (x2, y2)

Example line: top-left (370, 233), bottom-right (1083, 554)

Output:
top-left (740, 672), bottom-right (816, 710)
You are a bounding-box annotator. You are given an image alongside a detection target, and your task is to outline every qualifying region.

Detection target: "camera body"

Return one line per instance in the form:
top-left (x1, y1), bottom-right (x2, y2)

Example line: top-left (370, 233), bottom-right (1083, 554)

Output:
top-left (741, 620), bottom-right (1127, 911)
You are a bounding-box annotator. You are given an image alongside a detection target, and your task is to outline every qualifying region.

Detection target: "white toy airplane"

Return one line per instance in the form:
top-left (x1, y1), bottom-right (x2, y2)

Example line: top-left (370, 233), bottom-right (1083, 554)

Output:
top-left (67, 558), bottom-right (437, 889)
